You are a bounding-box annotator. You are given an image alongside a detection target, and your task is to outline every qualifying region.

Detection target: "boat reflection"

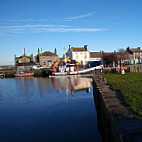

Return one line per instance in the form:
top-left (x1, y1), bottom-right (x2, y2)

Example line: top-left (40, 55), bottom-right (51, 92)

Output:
top-left (51, 77), bottom-right (92, 96)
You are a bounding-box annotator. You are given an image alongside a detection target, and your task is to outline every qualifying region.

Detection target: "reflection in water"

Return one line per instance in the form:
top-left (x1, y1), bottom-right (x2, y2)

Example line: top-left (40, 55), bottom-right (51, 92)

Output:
top-left (51, 77), bottom-right (92, 102)
top-left (0, 77), bottom-right (101, 142)
top-left (51, 77), bottom-right (92, 95)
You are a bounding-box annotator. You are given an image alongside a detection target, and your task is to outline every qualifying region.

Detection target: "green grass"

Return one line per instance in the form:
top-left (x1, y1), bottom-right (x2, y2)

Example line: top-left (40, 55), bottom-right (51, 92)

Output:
top-left (103, 73), bottom-right (142, 116)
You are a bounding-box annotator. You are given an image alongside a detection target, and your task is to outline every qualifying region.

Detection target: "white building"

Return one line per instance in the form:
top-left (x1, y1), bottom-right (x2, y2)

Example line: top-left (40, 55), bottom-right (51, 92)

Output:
top-left (66, 45), bottom-right (90, 65)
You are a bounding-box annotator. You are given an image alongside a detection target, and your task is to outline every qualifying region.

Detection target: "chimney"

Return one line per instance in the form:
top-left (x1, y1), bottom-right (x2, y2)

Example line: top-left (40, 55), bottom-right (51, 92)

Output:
top-left (38, 48), bottom-right (40, 55)
top-left (84, 45), bottom-right (88, 50)
top-left (137, 47), bottom-right (141, 50)
top-left (127, 46), bottom-right (130, 51)
top-left (41, 48), bottom-right (42, 55)
top-left (54, 48), bottom-right (57, 55)
top-left (24, 48), bottom-right (25, 56)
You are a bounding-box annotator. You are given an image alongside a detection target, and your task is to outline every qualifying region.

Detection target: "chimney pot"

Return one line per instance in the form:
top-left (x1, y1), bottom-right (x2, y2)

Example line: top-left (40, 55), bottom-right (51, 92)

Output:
top-left (84, 45), bottom-right (88, 50)
top-left (55, 48), bottom-right (57, 55)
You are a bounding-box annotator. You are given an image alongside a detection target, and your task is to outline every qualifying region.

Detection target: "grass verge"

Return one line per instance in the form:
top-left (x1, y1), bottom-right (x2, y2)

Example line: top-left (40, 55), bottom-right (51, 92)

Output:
top-left (103, 72), bottom-right (142, 116)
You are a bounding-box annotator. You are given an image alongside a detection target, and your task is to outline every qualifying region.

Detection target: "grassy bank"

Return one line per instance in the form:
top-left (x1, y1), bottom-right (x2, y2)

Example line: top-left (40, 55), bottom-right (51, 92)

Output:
top-left (103, 73), bottom-right (142, 116)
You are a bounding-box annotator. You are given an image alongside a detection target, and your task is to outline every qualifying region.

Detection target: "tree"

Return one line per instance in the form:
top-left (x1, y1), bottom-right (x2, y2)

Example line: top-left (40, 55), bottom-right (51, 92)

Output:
top-left (103, 53), bottom-right (118, 66)
top-left (118, 48), bottom-right (125, 73)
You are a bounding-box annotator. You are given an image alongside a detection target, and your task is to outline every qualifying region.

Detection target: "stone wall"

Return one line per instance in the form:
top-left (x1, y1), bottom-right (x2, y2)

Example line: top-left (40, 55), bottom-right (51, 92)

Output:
top-left (93, 75), bottom-right (142, 142)
top-left (39, 56), bottom-right (58, 68)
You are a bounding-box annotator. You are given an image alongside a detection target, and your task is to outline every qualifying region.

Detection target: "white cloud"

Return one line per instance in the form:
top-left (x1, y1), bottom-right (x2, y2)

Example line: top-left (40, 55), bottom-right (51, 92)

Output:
top-left (64, 12), bottom-right (94, 21)
top-left (0, 24), bottom-right (106, 34)
top-left (6, 19), bottom-right (49, 22)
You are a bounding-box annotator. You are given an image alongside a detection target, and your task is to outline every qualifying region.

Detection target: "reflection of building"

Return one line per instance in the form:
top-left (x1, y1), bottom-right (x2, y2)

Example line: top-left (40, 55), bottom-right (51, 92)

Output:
top-left (69, 77), bottom-right (92, 93)
top-left (35, 48), bottom-right (58, 68)
top-left (51, 77), bottom-right (92, 97)
top-left (14, 49), bottom-right (36, 71)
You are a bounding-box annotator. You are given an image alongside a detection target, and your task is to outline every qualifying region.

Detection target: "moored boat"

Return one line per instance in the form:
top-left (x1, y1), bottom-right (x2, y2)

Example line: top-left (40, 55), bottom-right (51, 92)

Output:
top-left (14, 71), bottom-right (34, 77)
top-left (0, 73), bottom-right (5, 79)
top-left (50, 65), bottom-right (103, 77)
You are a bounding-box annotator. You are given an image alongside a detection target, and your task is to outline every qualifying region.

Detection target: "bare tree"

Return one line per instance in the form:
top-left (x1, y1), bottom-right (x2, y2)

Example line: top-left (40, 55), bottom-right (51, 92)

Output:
top-left (118, 48), bottom-right (125, 73)
top-left (103, 53), bottom-right (118, 66)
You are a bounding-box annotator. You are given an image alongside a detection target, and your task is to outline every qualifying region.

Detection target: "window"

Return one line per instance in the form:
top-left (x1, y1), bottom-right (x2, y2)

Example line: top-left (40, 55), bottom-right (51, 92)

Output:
top-left (48, 61), bottom-right (52, 66)
top-left (43, 62), bottom-right (46, 65)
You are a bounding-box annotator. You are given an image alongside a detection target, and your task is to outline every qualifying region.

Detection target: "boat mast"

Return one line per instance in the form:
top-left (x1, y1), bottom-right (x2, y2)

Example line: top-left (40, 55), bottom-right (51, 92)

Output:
top-left (64, 47), bottom-right (66, 64)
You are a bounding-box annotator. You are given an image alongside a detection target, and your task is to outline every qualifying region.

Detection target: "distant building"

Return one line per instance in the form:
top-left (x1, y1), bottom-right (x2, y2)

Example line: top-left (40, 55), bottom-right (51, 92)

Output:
top-left (66, 45), bottom-right (90, 65)
top-left (14, 48), bottom-right (36, 71)
top-left (0, 65), bottom-right (16, 72)
top-left (102, 49), bottom-right (135, 66)
top-left (89, 52), bottom-right (103, 61)
top-left (35, 48), bottom-right (58, 68)
top-left (126, 47), bottom-right (142, 64)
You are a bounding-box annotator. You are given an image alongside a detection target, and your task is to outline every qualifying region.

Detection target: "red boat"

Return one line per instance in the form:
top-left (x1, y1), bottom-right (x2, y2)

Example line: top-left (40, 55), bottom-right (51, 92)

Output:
top-left (14, 71), bottom-right (34, 77)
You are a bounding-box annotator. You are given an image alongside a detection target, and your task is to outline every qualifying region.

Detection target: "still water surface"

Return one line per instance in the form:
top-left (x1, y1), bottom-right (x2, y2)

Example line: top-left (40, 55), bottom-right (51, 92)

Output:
top-left (0, 77), bottom-right (101, 142)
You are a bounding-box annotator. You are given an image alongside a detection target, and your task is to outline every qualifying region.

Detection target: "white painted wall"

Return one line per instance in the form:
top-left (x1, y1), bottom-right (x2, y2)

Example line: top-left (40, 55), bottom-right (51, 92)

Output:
top-left (72, 51), bottom-right (90, 65)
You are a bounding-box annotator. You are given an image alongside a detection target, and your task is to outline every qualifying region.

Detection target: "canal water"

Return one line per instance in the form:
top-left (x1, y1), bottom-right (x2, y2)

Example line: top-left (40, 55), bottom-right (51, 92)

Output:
top-left (0, 77), bottom-right (101, 142)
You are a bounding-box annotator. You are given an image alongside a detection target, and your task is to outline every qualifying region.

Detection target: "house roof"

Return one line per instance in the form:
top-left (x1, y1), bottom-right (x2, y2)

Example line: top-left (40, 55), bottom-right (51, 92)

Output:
top-left (90, 52), bottom-right (102, 58)
top-left (16, 62), bottom-right (36, 66)
top-left (71, 47), bottom-right (88, 52)
top-left (15, 55), bottom-right (32, 60)
top-left (127, 47), bottom-right (142, 52)
top-left (41, 51), bottom-right (58, 56)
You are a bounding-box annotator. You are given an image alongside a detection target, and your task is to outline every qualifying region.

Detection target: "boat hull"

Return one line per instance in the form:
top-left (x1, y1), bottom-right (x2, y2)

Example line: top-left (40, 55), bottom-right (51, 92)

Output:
top-left (14, 73), bottom-right (34, 77)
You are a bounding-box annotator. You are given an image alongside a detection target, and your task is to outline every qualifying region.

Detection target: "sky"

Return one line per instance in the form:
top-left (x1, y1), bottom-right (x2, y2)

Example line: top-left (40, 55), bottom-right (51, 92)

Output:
top-left (0, 0), bottom-right (142, 65)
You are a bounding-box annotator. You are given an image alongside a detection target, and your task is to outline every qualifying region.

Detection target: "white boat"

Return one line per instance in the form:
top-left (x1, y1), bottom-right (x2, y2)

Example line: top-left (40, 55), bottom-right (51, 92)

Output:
top-left (0, 73), bottom-right (5, 78)
top-left (50, 65), bottom-right (103, 77)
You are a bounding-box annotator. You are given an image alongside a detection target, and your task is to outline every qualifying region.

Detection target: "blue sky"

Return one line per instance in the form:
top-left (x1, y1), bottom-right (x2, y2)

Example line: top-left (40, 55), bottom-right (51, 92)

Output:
top-left (0, 0), bottom-right (142, 65)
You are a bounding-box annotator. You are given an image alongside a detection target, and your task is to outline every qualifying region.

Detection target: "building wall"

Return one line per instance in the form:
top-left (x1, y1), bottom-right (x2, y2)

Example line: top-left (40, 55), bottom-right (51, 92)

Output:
top-left (66, 49), bottom-right (72, 60)
top-left (72, 51), bottom-right (90, 65)
top-left (39, 56), bottom-right (58, 68)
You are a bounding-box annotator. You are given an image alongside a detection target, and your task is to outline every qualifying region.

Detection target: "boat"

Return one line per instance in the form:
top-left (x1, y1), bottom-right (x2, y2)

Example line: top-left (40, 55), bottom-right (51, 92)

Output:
top-left (14, 71), bottom-right (34, 77)
top-left (50, 55), bottom-right (104, 77)
top-left (50, 65), bottom-right (103, 77)
top-left (0, 73), bottom-right (5, 79)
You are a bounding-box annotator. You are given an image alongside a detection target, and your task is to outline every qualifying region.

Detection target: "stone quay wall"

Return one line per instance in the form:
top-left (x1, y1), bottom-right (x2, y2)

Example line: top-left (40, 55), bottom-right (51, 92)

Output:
top-left (93, 74), bottom-right (142, 142)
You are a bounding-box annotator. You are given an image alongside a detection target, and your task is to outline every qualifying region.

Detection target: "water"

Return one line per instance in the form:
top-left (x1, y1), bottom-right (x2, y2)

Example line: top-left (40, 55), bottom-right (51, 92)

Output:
top-left (0, 77), bottom-right (101, 142)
